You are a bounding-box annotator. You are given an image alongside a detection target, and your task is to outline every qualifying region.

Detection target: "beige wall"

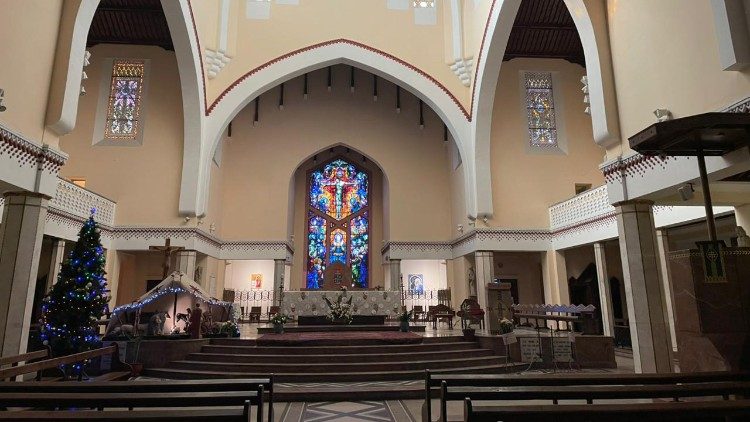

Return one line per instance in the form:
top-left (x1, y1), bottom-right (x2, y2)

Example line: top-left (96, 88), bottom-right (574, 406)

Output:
top-left (494, 252), bottom-right (545, 304)
top-left (59, 44), bottom-right (188, 227)
top-left (194, 0), bottom-right (470, 109)
top-left (217, 65), bottom-right (453, 242)
top-left (114, 251), bottom-right (163, 306)
top-left (564, 245), bottom-right (595, 282)
top-left (0, 0), bottom-right (62, 144)
top-left (488, 58), bottom-right (606, 228)
top-left (608, 0), bottom-right (750, 152)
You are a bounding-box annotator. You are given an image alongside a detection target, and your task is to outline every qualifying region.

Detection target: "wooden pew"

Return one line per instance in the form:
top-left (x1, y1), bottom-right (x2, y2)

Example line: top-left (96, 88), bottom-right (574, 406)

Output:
top-left (443, 381), bottom-right (750, 422)
top-left (0, 377), bottom-right (275, 422)
top-left (464, 398), bottom-right (750, 422)
top-left (0, 345), bottom-right (131, 382)
top-left (0, 402), bottom-right (254, 422)
top-left (423, 370), bottom-right (750, 422)
top-left (0, 350), bottom-right (49, 382)
top-left (0, 387), bottom-right (263, 421)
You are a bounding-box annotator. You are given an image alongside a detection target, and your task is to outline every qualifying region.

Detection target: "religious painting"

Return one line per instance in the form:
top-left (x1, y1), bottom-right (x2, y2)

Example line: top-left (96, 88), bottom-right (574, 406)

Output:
top-left (408, 274), bottom-right (424, 295)
top-left (250, 273), bottom-right (263, 289)
top-left (306, 158), bottom-right (370, 289)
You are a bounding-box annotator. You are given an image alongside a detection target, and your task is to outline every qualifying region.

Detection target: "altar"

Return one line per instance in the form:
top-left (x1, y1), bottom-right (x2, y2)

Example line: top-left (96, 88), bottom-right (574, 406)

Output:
top-left (281, 290), bottom-right (401, 324)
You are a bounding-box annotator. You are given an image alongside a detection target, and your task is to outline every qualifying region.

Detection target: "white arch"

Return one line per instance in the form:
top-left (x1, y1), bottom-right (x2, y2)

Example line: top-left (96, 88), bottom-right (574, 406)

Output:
top-left (162, 0), bottom-right (207, 216)
top-left (47, 0), bottom-right (100, 136)
top-left (194, 40), bottom-right (475, 217)
top-left (472, 0), bottom-right (621, 217)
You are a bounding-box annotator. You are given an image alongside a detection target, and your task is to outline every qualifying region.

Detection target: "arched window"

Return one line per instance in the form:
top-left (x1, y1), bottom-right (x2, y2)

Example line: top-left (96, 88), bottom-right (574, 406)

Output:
top-left (306, 158), bottom-right (370, 289)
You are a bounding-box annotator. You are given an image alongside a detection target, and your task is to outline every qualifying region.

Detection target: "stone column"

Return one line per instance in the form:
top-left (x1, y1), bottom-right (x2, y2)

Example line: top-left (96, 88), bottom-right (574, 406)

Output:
top-left (594, 242), bottom-right (615, 337)
top-left (0, 192), bottom-right (49, 357)
top-left (656, 230), bottom-right (678, 353)
top-left (474, 251), bottom-right (494, 329)
top-left (542, 249), bottom-right (569, 305)
top-left (615, 200), bottom-right (673, 373)
top-left (46, 239), bottom-right (66, 292)
top-left (387, 259), bottom-right (401, 291)
top-left (735, 203), bottom-right (750, 233)
top-left (273, 259), bottom-right (285, 306)
top-left (175, 250), bottom-right (197, 280)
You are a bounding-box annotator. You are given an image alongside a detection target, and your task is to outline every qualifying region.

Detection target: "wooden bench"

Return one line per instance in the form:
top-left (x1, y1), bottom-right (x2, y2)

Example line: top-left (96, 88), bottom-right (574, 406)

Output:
top-left (0, 377), bottom-right (274, 422)
top-left (0, 407), bottom-right (252, 421)
top-left (0, 345), bottom-right (131, 382)
top-left (464, 398), bottom-right (750, 422)
top-left (423, 370), bottom-right (750, 422)
top-left (0, 390), bottom-right (261, 422)
top-left (0, 350), bottom-right (49, 382)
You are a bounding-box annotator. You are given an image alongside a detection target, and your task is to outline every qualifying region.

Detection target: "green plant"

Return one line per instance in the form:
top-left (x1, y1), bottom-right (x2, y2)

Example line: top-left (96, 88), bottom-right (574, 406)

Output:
top-left (270, 313), bottom-right (290, 325)
top-left (397, 309), bottom-right (413, 323)
top-left (323, 293), bottom-right (353, 323)
top-left (499, 318), bottom-right (514, 334)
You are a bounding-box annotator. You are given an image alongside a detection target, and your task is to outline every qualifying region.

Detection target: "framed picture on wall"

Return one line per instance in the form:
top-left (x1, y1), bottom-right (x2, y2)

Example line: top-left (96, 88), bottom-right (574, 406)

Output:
top-left (408, 274), bottom-right (424, 294)
top-left (250, 273), bottom-right (263, 289)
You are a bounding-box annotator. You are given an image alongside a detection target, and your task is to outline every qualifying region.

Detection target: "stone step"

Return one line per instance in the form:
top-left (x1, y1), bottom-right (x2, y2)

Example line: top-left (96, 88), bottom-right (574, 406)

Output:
top-left (145, 362), bottom-right (527, 384)
top-left (187, 348), bottom-right (494, 364)
top-left (201, 341), bottom-right (479, 355)
top-left (165, 355), bottom-right (508, 374)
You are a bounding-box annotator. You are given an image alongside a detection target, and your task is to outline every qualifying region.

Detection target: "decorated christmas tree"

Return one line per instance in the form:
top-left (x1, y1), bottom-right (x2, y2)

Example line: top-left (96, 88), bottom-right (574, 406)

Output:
top-left (40, 209), bottom-right (110, 363)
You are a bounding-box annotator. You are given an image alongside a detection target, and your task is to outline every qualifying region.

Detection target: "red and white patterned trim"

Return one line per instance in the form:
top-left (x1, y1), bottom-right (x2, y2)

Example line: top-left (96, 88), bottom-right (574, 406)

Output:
top-left (0, 123), bottom-right (67, 176)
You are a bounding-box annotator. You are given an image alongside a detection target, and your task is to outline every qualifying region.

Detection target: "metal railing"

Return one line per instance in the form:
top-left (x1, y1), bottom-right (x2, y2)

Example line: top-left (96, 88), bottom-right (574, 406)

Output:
top-left (233, 290), bottom-right (277, 318)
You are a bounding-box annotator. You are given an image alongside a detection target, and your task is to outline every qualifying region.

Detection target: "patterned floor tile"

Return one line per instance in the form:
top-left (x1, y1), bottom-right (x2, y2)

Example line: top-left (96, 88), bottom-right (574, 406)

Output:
top-left (301, 401), bottom-right (396, 422)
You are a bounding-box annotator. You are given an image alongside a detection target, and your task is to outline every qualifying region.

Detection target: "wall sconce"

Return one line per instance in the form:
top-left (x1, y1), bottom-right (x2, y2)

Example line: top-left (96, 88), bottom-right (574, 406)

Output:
top-left (209, 222), bottom-right (216, 233)
top-left (654, 109), bottom-right (672, 122)
top-left (457, 224), bottom-right (463, 234)
top-left (184, 216), bottom-right (191, 223)
top-left (0, 89), bottom-right (6, 112)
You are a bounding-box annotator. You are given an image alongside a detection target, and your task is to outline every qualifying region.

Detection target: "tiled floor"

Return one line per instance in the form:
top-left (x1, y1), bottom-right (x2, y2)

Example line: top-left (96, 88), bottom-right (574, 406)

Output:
top-left (279, 401), bottom-right (415, 422)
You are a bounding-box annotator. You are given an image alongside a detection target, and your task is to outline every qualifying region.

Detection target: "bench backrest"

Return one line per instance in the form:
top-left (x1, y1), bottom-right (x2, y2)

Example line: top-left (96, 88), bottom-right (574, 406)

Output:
top-left (0, 407), bottom-right (252, 421)
top-left (0, 345), bottom-right (127, 381)
top-left (464, 398), bottom-right (750, 422)
top-left (0, 349), bottom-right (48, 367)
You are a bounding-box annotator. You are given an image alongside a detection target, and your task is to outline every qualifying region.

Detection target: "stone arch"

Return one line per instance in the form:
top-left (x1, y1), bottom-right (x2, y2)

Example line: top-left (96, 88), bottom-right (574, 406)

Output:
top-left (472, 0), bottom-right (621, 216)
top-left (195, 41), bottom-right (474, 217)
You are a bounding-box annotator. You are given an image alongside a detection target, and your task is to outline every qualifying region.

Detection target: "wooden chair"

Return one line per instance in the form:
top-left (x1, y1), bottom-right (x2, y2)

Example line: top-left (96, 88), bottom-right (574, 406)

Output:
top-left (428, 304), bottom-right (455, 329)
top-left (457, 298), bottom-right (485, 330)
top-left (248, 306), bottom-right (262, 323)
top-left (412, 305), bottom-right (425, 322)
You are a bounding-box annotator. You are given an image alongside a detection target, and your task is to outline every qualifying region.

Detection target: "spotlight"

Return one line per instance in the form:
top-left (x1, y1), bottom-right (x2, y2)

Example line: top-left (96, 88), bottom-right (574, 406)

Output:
top-left (678, 183), bottom-right (694, 201)
top-left (0, 89), bottom-right (6, 112)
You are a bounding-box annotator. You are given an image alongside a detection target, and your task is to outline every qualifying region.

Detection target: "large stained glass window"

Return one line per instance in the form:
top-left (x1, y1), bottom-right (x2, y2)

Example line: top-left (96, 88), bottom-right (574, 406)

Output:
top-left (105, 60), bottom-right (145, 140)
top-left (524, 71), bottom-right (558, 147)
top-left (306, 159), bottom-right (370, 289)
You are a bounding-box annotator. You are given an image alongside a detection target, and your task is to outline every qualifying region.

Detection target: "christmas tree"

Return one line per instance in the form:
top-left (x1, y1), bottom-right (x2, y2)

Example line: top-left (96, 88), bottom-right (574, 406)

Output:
top-left (40, 209), bottom-right (110, 365)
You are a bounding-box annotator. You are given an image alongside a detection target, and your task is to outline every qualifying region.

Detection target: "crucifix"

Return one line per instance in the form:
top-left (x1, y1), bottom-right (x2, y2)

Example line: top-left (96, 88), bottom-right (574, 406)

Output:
top-left (149, 238), bottom-right (184, 279)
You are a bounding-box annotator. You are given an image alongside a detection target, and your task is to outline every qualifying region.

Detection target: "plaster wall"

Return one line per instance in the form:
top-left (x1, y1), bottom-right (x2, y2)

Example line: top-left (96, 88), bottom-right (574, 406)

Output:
top-left (493, 252), bottom-right (544, 304)
top-left (0, 0), bottom-right (63, 144)
top-left (223, 260), bottom-right (275, 292)
top-left (400, 259), bottom-right (449, 291)
top-left (607, 0), bottom-right (750, 152)
top-left (192, 0), bottom-right (471, 109)
top-left (487, 58), bottom-right (605, 228)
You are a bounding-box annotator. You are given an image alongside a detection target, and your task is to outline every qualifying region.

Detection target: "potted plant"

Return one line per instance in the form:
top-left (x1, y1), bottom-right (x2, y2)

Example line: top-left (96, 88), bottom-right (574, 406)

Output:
top-left (397, 309), bottom-right (413, 332)
top-left (124, 333), bottom-right (144, 377)
top-left (499, 318), bottom-right (514, 334)
top-left (323, 293), bottom-right (353, 324)
top-left (270, 313), bottom-right (290, 334)
top-left (220, 321), bottom-right (241, 338)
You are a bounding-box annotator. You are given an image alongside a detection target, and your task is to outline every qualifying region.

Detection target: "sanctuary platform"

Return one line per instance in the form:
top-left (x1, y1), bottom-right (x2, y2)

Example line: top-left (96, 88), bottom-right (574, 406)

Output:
top-left (256, 324), bottom-right (426, 334)
top-left (256, 331), bottom-right (423, 346)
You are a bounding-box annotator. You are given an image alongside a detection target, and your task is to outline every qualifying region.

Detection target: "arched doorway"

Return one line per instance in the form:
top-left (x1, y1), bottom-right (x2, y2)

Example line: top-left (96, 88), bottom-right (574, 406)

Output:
top-left (305, 157), bottom-right (371, 290)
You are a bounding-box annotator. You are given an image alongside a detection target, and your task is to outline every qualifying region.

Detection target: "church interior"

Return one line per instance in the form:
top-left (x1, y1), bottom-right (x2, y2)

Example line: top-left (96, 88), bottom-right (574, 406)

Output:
top-left (1, 0), bottom-right (750, 420)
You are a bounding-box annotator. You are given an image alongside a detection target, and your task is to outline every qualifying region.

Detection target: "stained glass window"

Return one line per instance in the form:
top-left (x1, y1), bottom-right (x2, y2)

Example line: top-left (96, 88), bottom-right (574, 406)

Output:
top-left (105, 60), bottom-right (145, 140)
top-left (306, 158), bottom-right (370, 289)
top-left (524, 71), bottom-right (558, 147)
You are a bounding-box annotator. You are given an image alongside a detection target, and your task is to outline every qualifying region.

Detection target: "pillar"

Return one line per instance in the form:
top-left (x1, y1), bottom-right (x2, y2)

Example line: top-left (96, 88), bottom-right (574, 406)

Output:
top-left (542, 249), bottom-right (569, 305)
top-left (387, 259), bottom-right (401, 291)
top-left (594, 242), bottom-right (615, 337)
top-left (175, 250), bottom-right (197, 280)
top-left (736, 203), bottom-right (750, 233)
top-left (615, 200), bottom-right (672, 373)
top-left (474, 251), bottom-right (494, 329)
top-left (273, 259), bottom-right (285, 306)
top-left (104, 249), bottom-right (121, 312)
top-left (0, 192), bottom-right (49, 357)
top-left (656, 230), bottom-right (678, 353)
top-left (46, 239), bottom-right (66, 292)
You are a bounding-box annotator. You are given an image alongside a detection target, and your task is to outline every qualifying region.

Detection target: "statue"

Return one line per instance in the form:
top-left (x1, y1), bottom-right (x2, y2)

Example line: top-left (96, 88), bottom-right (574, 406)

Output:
top-left (738, 226), bottom-right (750, 247)
top-left (147, 311), bottom-right (170, 336)
top-left (188, 303), bottom-right (203, 339)
top-left (468, 267), bottom-right (477, 297)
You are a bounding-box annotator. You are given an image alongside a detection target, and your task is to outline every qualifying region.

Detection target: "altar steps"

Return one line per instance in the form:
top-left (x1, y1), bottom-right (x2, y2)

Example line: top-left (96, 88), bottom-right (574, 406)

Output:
top-left (185, 348), bottom-right (494, 364)
top-left (145, 361), bottom-right (526, 383)
top-left (201, 340), bottom-right (481, 355)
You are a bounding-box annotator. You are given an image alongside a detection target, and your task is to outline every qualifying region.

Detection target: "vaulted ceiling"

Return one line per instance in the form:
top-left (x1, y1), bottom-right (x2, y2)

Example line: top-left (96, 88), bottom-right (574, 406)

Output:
top-left (86, 0), bottom-right (173, 51)
top-left (503, 0), bottom-right (586, 67)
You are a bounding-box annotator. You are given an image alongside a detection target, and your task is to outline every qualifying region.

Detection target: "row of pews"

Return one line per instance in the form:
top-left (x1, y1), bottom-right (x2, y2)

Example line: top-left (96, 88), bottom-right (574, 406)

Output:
top-left (0, 347), bottom-right (274, 421)
top-left (424, 370), bottom-right (750, 421)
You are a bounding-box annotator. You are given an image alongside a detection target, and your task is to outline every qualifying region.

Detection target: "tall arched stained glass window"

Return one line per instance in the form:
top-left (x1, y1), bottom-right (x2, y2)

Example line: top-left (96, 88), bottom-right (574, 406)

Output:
top-left (306, 158), bottom-right (370, 289)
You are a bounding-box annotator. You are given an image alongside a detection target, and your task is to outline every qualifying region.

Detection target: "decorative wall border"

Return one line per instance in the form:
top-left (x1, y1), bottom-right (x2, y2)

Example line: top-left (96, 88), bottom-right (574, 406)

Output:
top-left (0, 123), bottom-right (68, 176)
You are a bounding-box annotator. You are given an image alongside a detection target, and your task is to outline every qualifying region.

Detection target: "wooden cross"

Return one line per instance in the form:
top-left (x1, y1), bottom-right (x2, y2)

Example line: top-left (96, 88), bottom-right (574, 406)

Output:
top-left (149, 238), bottom-right (184, 279)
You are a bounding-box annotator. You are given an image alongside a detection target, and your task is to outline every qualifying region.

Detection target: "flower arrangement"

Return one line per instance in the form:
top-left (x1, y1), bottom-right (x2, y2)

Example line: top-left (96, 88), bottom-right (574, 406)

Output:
top-left (324, 293), bottom-right (354, 324)
top-left (270, 313), bottom-right (290, 326)
top-left (220, 321), bottom-right (240, 338)
top-left (499, 318), bottom-right (514, 334)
